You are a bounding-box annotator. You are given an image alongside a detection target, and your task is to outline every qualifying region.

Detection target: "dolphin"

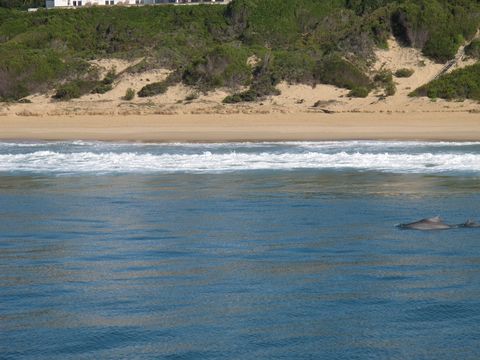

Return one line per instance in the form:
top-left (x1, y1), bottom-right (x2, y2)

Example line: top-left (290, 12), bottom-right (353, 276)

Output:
top-left (397, 216), bottom-right (453, 230)
top-left (459, 219), bottom-right (480, 228)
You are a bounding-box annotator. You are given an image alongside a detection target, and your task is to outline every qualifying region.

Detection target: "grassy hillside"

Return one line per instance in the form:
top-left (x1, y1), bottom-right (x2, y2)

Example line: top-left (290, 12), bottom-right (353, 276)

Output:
top-left (1, 0), bottom-right (480, 101)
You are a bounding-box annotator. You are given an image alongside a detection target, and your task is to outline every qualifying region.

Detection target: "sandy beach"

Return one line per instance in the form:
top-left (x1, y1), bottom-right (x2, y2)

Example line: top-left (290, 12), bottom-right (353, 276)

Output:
top-left (1, 39), bottom-right (480, 142)
top-left (0, 112), bottom-right (480, 142)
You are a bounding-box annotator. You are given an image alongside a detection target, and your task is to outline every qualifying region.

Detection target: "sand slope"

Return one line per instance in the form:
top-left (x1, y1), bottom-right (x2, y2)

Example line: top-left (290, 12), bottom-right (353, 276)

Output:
top-left (1, 39), bottom-right (479, 119)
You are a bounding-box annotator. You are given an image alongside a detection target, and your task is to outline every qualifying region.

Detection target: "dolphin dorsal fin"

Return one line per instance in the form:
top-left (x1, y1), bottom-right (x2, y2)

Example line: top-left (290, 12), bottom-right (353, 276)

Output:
top-left (429, 216), bottom-right (442, 223)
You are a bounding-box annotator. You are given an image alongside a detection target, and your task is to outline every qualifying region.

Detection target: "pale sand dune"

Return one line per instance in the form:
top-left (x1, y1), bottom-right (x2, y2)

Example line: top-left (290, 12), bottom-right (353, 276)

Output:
top-left (2, 39), bottom-right (480, 141)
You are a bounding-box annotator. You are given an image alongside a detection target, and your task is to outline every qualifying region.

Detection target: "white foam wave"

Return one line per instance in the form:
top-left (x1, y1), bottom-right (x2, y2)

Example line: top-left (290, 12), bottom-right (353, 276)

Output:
top-left (1, 140), bottom-right (480, 149)
top-left (0, 150), bottom-right (479, 174)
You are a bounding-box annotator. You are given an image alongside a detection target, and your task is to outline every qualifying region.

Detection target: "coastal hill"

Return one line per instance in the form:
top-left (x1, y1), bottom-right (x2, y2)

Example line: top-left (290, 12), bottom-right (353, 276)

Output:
top-left (2, 0), bottom-right (480, 116)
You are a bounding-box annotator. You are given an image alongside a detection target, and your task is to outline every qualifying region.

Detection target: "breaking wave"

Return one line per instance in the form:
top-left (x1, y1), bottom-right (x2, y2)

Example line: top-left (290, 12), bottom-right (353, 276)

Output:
top-left (0, 141), bottom-right (479, 174)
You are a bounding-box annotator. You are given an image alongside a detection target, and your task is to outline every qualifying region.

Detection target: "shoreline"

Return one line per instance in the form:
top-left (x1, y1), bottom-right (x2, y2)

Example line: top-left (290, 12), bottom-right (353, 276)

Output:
top-left (1, 112), bottom-right (480, 142)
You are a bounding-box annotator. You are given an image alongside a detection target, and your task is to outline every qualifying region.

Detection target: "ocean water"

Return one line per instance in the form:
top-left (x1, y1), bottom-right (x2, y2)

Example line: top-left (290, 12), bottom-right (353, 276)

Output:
top-left (1, 141), bottom-right (480, 360)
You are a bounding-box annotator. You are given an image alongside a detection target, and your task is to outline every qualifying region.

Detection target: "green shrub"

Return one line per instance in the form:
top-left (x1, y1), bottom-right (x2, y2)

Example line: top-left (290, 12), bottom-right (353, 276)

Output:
top-left (374, 69), bottom-right (393, 84)
top-left (0, 0), bottom-right (44, 9)
top-left (348, 86), bottom-right (370, 98)
top-left (391, 1), bottom-right (478, 63)
top-left (91, 83), bottom-right (112, 94)
top-left (52, 80), bottom-right (96, 101)
top-left (182, 45), bottom-right (251, 91)
top-left (223, 89), bottom-right (258, 103)
top-left (185, 92), bottom-right (199, 101)
top-left (102, 68), bottom-right (116, 85)
top-left (137, 81), bottom-right (169, 98)
top-left (315, 55), bottom-right (371, 90)
top-left (465, 39), bottom-right (480, 59)
top-left (123, 88), bottom-right (135, 101)
top-left (394, 68), bottom-right (414, 78)
top-left (384, 81), bottom-right (396, 96)
top-left (410, 63), bottom-right (480, 100)
top-left (270, 50), bottom-right (317, 85)
top-left (374, 69), bottom-right (396, 96)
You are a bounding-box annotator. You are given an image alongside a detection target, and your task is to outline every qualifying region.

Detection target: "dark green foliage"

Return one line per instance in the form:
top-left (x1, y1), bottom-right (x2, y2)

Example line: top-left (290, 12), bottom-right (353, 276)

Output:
top-left (53, 68), bottom-right (117, 99)
top-left (384, 81), bottom-right (396, 96)
top-left (0, 47), bottom-right (66, 100)
top-left (185, 92), bottom-right (199, 101)
top-left (182, 45), bottom-right (251, 91)
top-left (91, 83), bottom-right (112, 94)
top-left (374, 69), bottom-right (393, 84)
top-left (346, 0), bottom-right (396, 15)
top-left (374, 69), bottom-right (396, 96)
top-left (52, 79), bottom-right (96, 100)
top-left (394, 68), bottom-right (414, 77)
top-left (223, 53), bottom-right (281, 103)
top-left (315, 55), bottom-right (371, 90)
top-left (102, 69), bottom-right (116, 85)
top-left (137, 81), bottom-right (169, 98)
top-left (90, 69), bottom-right (116, 94)
top-left (411, 63), bottom-right (480, 100)
top-left (391, 1), bottom-right (479, 62)
top-left (223, 89), bottom-right (258, 103)
top-left (348, 86), bottom-right (370, 97)
top-left (0, 0), bottom-right (43, 9)
top-left (465, 39), bottom-right (480, 59)
top-left (2, 0), bottom-right (480, 101)
top-left (270, 50), bottom-right (317, 85)
top-left (123, 88), bottom-right (135, 101)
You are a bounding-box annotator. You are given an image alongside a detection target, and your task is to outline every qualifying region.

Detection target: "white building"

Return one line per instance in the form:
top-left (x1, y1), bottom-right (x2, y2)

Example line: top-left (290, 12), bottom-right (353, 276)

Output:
top-left (46, 0), bottom-right (230, 8)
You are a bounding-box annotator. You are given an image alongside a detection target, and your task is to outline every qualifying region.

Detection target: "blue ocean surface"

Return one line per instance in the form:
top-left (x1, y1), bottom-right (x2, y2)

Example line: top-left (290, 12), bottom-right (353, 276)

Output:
top-left (1, 141), bottom-right (480, 360)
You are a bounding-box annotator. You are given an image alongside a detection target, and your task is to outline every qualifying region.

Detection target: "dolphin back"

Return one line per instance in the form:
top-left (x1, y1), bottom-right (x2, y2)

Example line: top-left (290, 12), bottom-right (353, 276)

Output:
top-left (460, 220), bottom-right (480, 228)
top-left (398, 217), bottom-right (480, 230)
top-left (398, 217), bottom-right (452, 230)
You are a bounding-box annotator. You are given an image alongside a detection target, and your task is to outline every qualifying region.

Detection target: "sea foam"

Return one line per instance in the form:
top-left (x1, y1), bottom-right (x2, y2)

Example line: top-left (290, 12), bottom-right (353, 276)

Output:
top-left (0, 141), bottom-right (479, 174)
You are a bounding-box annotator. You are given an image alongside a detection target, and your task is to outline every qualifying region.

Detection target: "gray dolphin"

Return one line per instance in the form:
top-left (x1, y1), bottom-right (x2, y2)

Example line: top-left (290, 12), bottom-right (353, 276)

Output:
top-left (459, 219), bottom-right (480, 228)
top-left (397, 216), bottom-right (453, 230)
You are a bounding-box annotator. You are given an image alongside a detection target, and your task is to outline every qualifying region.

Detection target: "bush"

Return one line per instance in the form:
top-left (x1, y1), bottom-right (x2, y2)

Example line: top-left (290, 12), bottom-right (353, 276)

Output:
top-left (137, 81), bottom-right (169, 98)
top-left (123, 88), bottom-right (135, 101)
top-left (91, 83), bottom-right (112, 94)
top-left (182, 45), bottom-right (252, 91)
top-left (102, 68), bottom-right (116, 85)
top-left (223, 53), bottom-right (282, 103)
top-left (374, 69), bottom-right (396, 96)
top-left (394, 68), bottom-right (414, 78)
top-left (410, 63), bottom-right (480, 100)
top-left (465, 39), bottom-right (480, 59)
top-left (0, 0), bottom-right (44, 9)
top-left (185, 92), bottom-right (199, 101)
top-left (270, 50), bottom-right (317, 85)
top-left (384, 81), bottom-right (396, 96)
top-left (374, 69), bottom-right (393, 84)
top-left (52, 80), bottom-right (96, 100)
top-left (391, 1), bottom-right (478, 63)
top-left (315, 55), bottom-right (371, 90)
top-left (223, 89), bottom-right (258, 103)
top-left (348, 86), bottom-right (370, 98)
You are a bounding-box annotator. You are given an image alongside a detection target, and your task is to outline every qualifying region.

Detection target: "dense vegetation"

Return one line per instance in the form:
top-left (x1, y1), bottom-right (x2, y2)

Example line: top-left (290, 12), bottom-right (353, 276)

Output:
top-left (0, 0), bottom-right (43, 10)
top-left (1, 0), bottom-right (480, 102)
top-left (411, 63), bottom-right (480, 101)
